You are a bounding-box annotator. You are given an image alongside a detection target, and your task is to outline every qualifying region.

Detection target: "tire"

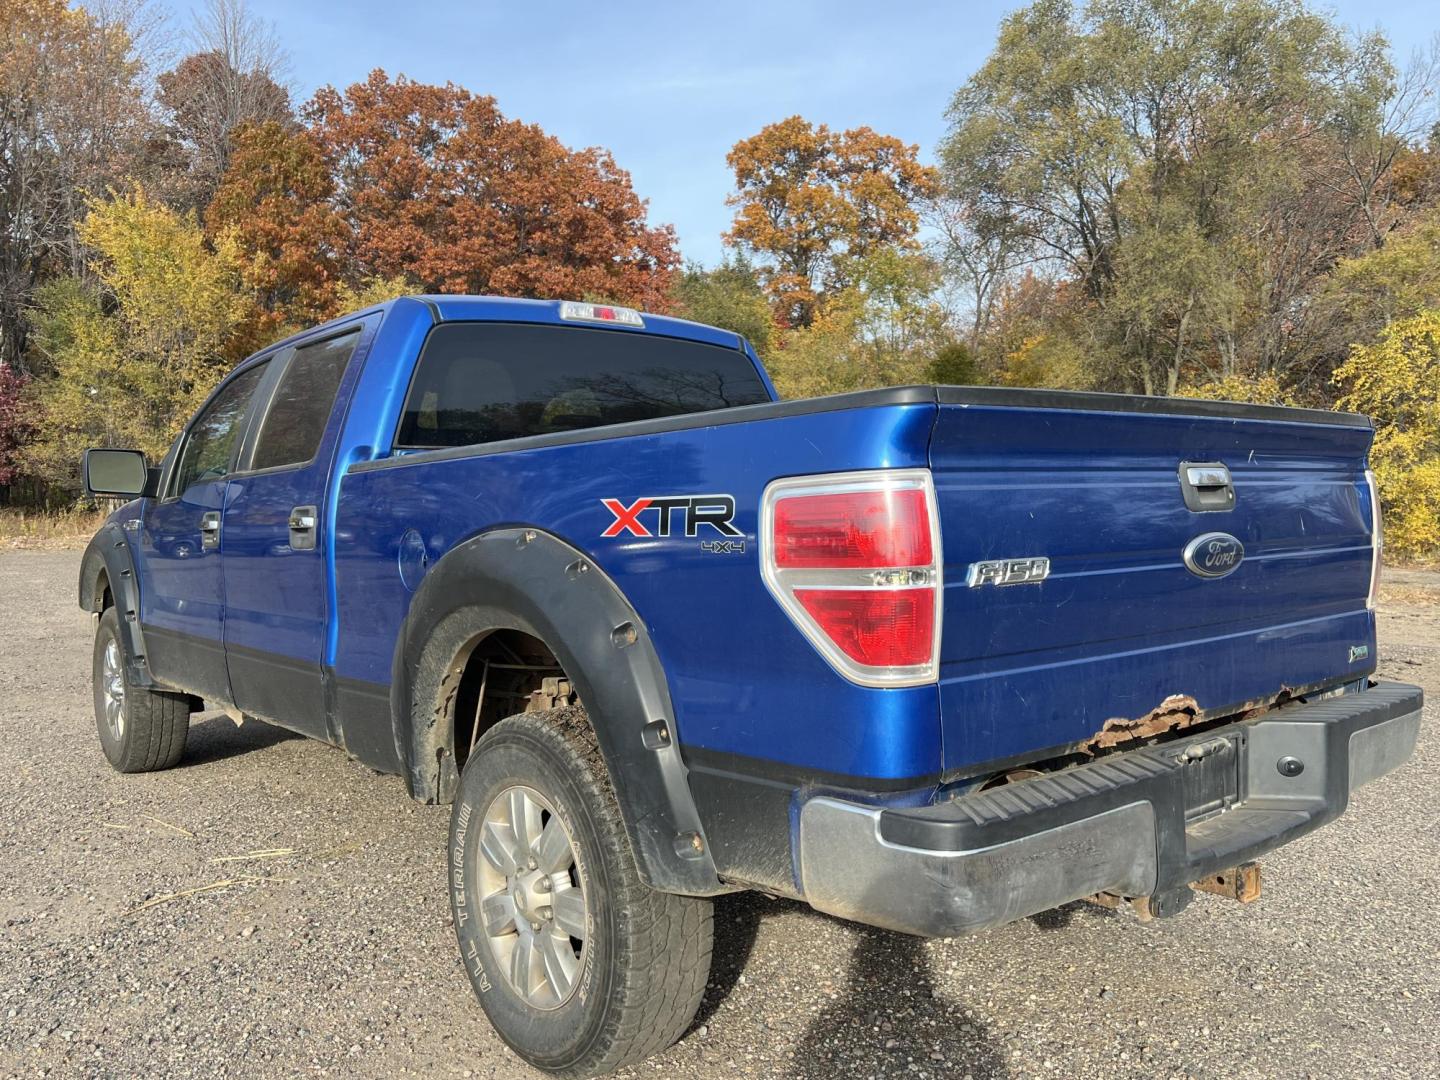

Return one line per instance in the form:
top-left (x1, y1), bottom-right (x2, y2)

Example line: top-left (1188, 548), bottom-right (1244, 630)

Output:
top-left (449, 706), bottom-right (713, 1077)
top-left (93, 607), bottom-right (190, 773)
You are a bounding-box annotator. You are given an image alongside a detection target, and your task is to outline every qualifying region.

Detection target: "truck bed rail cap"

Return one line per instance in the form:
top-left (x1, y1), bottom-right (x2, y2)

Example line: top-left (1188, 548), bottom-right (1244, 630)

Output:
top-left (933, 385), bottom-right (1371, 428)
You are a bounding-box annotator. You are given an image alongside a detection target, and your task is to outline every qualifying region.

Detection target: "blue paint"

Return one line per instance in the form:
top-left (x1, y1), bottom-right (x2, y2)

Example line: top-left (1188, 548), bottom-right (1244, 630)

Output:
top-left (118, 295), bottom-right (1379, 793)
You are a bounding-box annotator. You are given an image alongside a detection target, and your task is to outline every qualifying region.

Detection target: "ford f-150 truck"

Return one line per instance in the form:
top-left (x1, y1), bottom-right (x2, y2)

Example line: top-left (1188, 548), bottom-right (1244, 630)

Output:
top-left (79, 296), bottom-right (1422, 1077)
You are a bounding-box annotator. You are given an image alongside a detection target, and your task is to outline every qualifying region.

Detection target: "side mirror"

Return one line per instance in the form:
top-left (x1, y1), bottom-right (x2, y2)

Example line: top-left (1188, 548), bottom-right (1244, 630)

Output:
top-left (84, 448), bottom-right (156, 498)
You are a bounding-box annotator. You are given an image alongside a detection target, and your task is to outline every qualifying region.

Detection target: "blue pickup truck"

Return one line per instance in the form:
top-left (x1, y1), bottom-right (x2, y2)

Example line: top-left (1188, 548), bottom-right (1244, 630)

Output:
top-left (79, 296), bottom-right (1421, 1077)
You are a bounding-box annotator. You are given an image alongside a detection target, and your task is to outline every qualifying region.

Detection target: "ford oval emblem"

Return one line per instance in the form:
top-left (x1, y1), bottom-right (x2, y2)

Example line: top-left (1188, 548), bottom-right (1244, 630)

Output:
top-left (1183, 532), bottom-right (1244, 579)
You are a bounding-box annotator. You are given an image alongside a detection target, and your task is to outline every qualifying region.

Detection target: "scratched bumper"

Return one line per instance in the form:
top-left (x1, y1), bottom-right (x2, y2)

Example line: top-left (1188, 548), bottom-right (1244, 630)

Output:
top-left (797, 682), bottom-right (1422, 938)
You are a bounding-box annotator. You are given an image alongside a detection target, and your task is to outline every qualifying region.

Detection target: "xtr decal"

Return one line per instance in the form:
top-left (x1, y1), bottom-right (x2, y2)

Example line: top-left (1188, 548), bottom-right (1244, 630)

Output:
top-left (601, 494), bottom-right (742, 539)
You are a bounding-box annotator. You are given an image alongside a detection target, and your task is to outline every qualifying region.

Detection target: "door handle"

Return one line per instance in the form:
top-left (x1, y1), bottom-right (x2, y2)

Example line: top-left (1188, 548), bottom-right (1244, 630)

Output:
top-left (200, 511), bottom-right (221, 551)
top-left (289, 505), bottom-right (318, 551)
top-left (1178, 461), bottom-right (1235, 512)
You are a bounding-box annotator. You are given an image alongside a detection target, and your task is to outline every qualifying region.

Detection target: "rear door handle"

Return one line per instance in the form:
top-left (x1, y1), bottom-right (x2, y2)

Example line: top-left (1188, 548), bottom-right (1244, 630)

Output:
top-left (289, 505), bottom-right (318, 551)
top-left (200, 511), bottom-right (221, 550)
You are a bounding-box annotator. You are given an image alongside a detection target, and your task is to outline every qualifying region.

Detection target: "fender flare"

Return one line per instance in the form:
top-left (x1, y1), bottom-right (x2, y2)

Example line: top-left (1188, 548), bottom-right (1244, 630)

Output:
top-left (79, 523), bottom-right (154, 687)
top-left (392, 527), bottom-right (725, 896)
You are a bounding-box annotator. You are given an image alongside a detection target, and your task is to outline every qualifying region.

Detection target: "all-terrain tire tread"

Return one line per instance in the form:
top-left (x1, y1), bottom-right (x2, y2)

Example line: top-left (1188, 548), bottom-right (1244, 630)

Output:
top-left (96, 608), bottom-right (189, 774)
top-left (482, 707), bottom-right (713, 1077)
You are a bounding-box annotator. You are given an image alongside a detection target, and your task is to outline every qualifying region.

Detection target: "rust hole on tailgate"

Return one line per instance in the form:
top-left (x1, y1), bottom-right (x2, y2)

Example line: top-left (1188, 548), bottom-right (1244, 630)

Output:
top-left (1078, 687), bottom-right (1298, 758)
top-left (1082, 694), bottom-right (1202, 754)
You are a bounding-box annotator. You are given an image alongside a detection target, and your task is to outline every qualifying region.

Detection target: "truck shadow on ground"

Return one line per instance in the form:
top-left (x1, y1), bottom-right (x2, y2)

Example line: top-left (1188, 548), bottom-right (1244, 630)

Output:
top-left (1029, 898), bottom-right (1117, 931)
top-left (784, 920), bottom-right (1012, 1080)
top-left (178, 713), bottom-right (302, 767)
top-left (697, 892), bottom-right (1011, 1079)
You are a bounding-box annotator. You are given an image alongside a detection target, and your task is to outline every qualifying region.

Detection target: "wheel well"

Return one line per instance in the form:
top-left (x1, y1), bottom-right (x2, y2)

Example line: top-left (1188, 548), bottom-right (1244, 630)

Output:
top-left (450, 628), bottom-right (573, 773)
top-left (94, 569), bottom-right (113, 612)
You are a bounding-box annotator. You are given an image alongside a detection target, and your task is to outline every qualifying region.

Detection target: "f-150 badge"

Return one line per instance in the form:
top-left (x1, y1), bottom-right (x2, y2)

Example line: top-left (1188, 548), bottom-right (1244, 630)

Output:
top-left (601, 494), bottom-right (742, 539)
top-left (966, 557), bottom-right (1051, 587)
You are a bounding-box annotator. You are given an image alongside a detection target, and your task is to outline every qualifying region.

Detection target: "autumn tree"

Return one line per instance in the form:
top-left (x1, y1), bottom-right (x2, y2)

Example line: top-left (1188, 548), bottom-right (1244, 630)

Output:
top-left (1336, 311), bottom-right (1440, 558)
top-left (0, 364), bottom-right (32, 498)
top-left (1326, 207), bottom-right (1440, 328)
top-left (24, 191), bottom-right (249, 489)
top-left (153, 0), bottom-right (292, 211)
top-left (206, 120), bottom-right (348, 346)
top-left (926, 193), bottom-right (1026, 365)
top-left (303, 71), bottom-right (679, 310)
top-left (766, 249), bottom-right (957, 398)
top-left (725, 116), bottom-right (938, 328)
top-left (0, 0), bottom-right (151, 371)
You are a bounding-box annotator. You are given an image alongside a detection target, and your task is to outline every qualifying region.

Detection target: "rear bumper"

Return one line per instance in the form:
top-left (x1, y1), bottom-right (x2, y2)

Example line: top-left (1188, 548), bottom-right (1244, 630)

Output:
top-left (797, 681), bottom-right (1423, 937)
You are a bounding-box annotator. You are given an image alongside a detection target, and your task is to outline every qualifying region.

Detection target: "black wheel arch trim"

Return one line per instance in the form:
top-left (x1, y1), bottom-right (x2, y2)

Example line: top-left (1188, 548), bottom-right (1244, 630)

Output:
top-left (391, 526), bottom-right (725, 896)
top-left (79, 523), bottom-right (154, 688)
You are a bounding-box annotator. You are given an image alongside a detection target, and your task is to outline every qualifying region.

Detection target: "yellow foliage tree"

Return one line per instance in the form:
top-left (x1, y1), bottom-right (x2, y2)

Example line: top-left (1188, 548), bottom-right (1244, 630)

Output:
top-left (1175, 374), bottom-right (1296, 406)
top-left (25, 189), bottom-right (251, 490)
top-left (334, 273), bottom-right (416, 313)
top-left (999, 334), bottom-right (1091, 391)
top-left (764, 250), bottom-right (953, 399)
top-left (1335, 310), bottom-right (1440, 559)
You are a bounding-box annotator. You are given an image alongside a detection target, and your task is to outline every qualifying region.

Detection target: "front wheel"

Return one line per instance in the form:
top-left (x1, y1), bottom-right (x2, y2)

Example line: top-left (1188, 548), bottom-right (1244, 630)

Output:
top-left (449, 707), bottom-right (713, 1077)
top-left (93, 607), bottom-right (190, 772)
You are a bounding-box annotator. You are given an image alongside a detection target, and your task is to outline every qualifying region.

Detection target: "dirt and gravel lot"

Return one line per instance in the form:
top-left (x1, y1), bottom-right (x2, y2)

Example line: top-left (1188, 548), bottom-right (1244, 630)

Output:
top-left (1, 551), bottom-right (1437, 1080)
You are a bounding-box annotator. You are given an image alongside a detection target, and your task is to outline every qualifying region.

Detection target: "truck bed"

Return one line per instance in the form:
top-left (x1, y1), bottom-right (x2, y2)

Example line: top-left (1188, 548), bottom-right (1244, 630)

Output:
top-left (334, 383), bottom-right (1375, 792)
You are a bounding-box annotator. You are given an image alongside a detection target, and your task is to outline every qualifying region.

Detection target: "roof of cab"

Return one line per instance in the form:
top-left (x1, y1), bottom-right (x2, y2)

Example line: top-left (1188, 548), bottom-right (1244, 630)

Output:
top-left (409, 295), bottom-right (743, 350)
top-left (230, 295), bottom-right (751, 384)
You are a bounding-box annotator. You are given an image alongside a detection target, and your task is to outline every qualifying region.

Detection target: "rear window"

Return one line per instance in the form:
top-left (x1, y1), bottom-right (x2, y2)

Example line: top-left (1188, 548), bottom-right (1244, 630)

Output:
top-left (395, 322), bottom-right (771, 450)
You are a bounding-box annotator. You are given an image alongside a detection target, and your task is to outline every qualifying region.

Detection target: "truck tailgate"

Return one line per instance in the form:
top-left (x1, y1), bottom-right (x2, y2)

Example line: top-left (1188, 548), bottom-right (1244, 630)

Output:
top-left (930, 395), bottom-right (1377, 775)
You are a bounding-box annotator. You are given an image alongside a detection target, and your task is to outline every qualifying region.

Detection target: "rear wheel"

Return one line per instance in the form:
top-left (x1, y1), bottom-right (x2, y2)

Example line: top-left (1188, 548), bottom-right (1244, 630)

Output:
top-left (93, 607), bottom-right (189, 773)
top-left (449, 707), bottom-right (712, 1077)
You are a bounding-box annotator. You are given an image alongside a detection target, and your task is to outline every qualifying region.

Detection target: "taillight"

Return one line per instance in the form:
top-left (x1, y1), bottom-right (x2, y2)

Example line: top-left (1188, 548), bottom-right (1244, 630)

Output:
top-left (774, 488), bottom-right (933, 568)
top-left (1365, 469), bottom-right (1383, 610)
top-left (762, 469), bottom-right (942, 686)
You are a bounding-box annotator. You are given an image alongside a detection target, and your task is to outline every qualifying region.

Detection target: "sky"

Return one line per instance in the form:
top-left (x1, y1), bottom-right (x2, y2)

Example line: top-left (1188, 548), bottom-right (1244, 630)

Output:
top-left (170, 0), bottom-right (1440, 267)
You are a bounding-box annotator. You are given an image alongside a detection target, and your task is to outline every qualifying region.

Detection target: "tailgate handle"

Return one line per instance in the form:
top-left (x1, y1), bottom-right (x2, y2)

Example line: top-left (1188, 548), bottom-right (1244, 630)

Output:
top-left (1179, 462), bottom-right (1235, 512)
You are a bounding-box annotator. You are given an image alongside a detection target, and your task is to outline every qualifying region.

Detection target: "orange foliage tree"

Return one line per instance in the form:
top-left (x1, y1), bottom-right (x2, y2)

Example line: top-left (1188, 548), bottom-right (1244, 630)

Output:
top-left (725, 116), bottom-right (938, 327)
top-left (206, 120), bottom-right (347, 348)
top-left (302, 71), bottom-right (679, 310)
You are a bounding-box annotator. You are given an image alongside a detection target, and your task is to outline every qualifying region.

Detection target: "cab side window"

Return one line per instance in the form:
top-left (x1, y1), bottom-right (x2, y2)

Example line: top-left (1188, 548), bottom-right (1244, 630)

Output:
top-left (248, 332), bottom-right (358, 472)
top-left (171, 362), bottom-right (268, 498)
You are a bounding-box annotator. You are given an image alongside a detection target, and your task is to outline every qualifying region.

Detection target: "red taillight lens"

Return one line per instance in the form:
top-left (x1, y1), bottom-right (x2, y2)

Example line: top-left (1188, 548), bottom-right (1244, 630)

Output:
top-left (761, 470), bottom-right (942, 687)
top-left (774, 489), bottom-right (932, 568)
top-left (794, 589), bottom-right (935, 667)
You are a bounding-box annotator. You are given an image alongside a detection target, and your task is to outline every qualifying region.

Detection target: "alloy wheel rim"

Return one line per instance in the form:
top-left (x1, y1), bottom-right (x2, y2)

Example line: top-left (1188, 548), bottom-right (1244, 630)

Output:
top-left (102, 638), bottom-right (126, 740)
top-left (475, 784), bottom-right (588, 1010)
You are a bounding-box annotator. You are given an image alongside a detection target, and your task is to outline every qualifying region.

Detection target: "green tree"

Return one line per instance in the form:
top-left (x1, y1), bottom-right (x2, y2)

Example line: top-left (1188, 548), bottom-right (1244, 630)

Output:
top-left (670, 258), bottom-right (775, 357)
top-left (766, 249), bottom-right (956, 398)
top-left (941, 0), bottom-right (1410, 396)
top-left (1326, 207), bottom-right (1440, 328)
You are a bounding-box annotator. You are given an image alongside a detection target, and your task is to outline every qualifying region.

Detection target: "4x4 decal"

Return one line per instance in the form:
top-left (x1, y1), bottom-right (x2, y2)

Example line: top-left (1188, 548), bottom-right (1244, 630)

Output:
top-left (601, 495), bottom-right (742, 539)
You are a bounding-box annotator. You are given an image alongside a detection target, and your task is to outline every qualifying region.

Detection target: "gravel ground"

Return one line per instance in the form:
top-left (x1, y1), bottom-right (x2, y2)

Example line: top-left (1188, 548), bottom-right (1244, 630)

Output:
top-left (1, 551), bottom-right (1437, 1080)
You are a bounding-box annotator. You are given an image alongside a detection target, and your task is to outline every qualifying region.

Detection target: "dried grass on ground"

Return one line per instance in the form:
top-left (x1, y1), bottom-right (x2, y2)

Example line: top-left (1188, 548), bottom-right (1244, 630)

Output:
top-left (0, 508), bottom-right (108, 551)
